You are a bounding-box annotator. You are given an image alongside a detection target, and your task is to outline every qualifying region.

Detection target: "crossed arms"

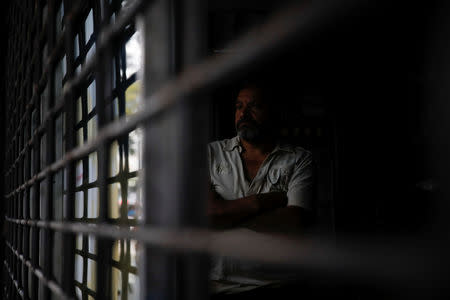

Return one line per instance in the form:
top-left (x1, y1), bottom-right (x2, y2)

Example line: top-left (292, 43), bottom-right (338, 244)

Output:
top-left (208, 189), bottom-right (312, 234)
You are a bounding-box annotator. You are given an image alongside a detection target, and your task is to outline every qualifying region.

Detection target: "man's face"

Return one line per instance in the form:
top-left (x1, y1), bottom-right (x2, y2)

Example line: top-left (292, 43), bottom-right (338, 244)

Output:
top-left (235, 87), bottom-right (271, 143)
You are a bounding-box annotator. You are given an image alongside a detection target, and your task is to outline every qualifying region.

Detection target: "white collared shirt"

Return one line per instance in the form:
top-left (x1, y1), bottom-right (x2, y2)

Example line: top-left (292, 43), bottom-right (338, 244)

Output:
top-left (208, 137), bottom-right (313, 293)
top-left (208, 136), bottom-right (313, 209)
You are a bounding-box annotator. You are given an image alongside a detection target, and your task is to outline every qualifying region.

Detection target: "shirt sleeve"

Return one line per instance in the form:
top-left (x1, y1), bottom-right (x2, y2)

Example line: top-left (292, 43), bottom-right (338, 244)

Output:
top-left (286, 151), bottom-right (313, 209)
top-left (207, 143), bottom-right (214, 186)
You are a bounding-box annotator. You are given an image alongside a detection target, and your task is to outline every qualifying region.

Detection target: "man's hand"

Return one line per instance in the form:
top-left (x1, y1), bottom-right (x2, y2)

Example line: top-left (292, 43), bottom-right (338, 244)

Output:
top-left (254, 192), bottom-right (287, 213)
top-left (208, 187), bottom-right (287, 229)
top-left (242, 206), bottom-right (313, 235)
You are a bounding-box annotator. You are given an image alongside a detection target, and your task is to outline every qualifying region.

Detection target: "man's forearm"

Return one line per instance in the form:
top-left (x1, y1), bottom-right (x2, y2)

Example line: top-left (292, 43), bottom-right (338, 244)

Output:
top-left (208, 191), bottom-right (287, 229)
top-left (241, 206), bottom-right (312, 235)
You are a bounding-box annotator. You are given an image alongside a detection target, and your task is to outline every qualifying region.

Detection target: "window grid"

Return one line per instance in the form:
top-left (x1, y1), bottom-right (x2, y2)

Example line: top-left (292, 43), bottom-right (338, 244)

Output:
top-left (3, 0), bottom-right (146, 299)
top-left (3, 1), bottom-right (411, 300)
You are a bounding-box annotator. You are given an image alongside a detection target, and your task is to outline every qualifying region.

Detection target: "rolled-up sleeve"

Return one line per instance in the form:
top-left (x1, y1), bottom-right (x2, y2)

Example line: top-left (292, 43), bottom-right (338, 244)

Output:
top-left (286, 152), bottom-right (313, 209)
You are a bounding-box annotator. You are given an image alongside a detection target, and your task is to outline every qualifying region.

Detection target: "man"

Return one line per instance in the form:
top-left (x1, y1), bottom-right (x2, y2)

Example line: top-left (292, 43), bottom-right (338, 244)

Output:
top-left (208, 82), bottom-right (314, 297)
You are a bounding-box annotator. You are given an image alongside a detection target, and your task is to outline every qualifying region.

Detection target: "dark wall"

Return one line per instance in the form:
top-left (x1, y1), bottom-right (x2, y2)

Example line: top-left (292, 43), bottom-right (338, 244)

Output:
top-left (0, 0), bottom-right (10, 287)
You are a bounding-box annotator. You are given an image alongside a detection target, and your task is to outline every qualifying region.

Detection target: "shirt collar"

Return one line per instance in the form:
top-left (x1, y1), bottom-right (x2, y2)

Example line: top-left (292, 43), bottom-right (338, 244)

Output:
top-left (224, 136), bottom-right (242, 152)
top-left (273, 143), bottom-right (295, 153)
top-left (224, 136), bottom-right (294, 153)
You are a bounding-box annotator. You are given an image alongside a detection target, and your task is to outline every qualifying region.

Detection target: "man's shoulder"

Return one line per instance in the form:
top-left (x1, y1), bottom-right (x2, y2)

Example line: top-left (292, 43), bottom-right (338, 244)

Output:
top-left (207, 139), bottom-right (227, 149)
top-left (277, 143), bottom-right (312, 161)
top-left (208, 137), bottom-right (239, 153)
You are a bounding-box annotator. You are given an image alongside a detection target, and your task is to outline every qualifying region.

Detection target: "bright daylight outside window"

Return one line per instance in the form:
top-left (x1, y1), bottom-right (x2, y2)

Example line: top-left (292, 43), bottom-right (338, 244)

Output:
top-left (60, 1), bottom-right (143, 299)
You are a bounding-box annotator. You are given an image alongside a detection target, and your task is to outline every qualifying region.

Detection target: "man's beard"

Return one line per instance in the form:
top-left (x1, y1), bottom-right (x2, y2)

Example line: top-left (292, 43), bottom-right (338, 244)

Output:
top-left (237, 126), bottom-right (263, 143)
top-left (236, 117), bottom-right (270, 143)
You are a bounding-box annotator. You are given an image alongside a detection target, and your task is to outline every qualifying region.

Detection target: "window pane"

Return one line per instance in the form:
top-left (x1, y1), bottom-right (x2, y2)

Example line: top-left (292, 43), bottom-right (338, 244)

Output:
top-left (41, 83), bottom-right (49, 121)
top-left (112, 97), bottom-right (119, 119)
top-left (76, 234), bottom-right (83, 250)
top-left (76, 129), bottom-right (84, 148)
top-left (88, 152), bottom-right (98, 183)
top-left (76, 97), bottom-right (82, 123)
top-left (30, 186), bottom-right (36, 219)
top-left (88, 235), bottom-right (97, 254)
top-left (63, 167), bottom-right (67, 192)
top-left (110, 140), bottom-right (120, 177)
top-left (31, 147), bottom-right (34, 176)
top-left (87, 43), bottom-right (96, 61)
top-left (76, 160), bottom-right (83, 187)
top-left (53, 170), bottom-right (64, 220)
top-left (128, 129), bottom-right (142, 173)
top-left (112, 59), bottom-right (117, 89)
top-left (39, 229), bottom-right (45, 267)
top-left (55, 114), bottom-right (63, 161)
top-left (22, 189), bottom-right (28, 219)
top-left (54, 57), bottom-right (66, 102)
top-left (112, 240), bottom-right (122, 262)
top-left (75, 191), bottom-right (83, 218)
top-left (130, 239), bottom-right (138, 267)
top-left (40, 134), bottom-right (46, 170)
top-left (85, 9), bottom-right (94, 44)
top-left (52, 231), bottom-right (63, 284)
top-left (74, 35), bottom-right (80, 59)
top-left (87, 80), bottom-right (96, 113)
top-left (125, 31), bottom-right (142, 78)
top-left (125, 80), bottom-right (141, 116)
top-left (108, 183), bottom-right (121, 219)
top-left (128, 273), bottom-right (140, 300)
top-left (87, 116), bottom-right (98, 141)
top-left (111, 267), bottom-right (122, 300)
top-left (74, 254), bottom-right (83, 283)
top-left (75, 287), bottom-right (82, 300)
top-left (39, 180), bottom-right (47, 219)
top-left (87, 259), bottom-right (97, 290)
top-left (127, 178), bottom-right (139, 220)
top-left (87, 188), bottom-right (99, 218)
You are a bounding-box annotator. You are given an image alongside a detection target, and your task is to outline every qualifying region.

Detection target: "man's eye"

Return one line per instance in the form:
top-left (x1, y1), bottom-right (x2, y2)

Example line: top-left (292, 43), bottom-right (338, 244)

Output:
top-left (248, 103), bottom-right (261, 111)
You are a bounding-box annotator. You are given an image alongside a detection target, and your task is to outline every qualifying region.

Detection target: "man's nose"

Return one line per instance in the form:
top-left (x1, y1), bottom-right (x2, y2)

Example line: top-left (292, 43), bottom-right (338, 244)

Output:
top-left (242, 105), bottom-right (251, 117)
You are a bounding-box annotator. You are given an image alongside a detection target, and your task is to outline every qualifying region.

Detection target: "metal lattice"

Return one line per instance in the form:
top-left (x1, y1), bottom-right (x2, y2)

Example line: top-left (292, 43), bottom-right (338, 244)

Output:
top-left (3, 0), bottom-right (450, 300)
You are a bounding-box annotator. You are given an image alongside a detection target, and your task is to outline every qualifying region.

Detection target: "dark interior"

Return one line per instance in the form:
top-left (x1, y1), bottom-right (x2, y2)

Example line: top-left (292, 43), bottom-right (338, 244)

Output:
top-left (207, 0), bottom-right (439, 238)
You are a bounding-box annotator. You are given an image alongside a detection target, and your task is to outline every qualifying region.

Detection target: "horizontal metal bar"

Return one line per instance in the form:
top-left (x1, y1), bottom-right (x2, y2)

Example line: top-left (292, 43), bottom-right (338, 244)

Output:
top-left (5, 137), bottom-right (34, 178)
top-left (4, 216), bottom-right (443, 290)
top-left (3, 261), bottom-right (25, 299)
top-left (6, 119), bottom-right (46, 174)
top-left (5, 241), bottom-right (74, 300)
top-left (6, 169), bottom-right (46, 199)
top-left (5, 100), bottom-right (65, 178)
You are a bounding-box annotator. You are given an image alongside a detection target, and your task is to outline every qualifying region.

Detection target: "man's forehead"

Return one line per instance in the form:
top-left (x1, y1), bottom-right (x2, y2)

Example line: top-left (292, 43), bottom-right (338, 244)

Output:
top-left (236, 87), bottom-right (263, 102)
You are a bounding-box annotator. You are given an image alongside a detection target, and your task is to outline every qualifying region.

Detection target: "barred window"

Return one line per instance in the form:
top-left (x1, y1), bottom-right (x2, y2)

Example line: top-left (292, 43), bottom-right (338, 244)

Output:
top-left (4, 0), bottom-right (144, 299)
top-left (3, 0), bottom-right (446, 300)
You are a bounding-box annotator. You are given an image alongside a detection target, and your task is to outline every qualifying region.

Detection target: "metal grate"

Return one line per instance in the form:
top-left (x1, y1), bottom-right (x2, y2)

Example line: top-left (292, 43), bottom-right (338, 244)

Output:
top-left (3, 0), bottom-right (450, 300)
top-left (3, 0), bottom-right (146, 299)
